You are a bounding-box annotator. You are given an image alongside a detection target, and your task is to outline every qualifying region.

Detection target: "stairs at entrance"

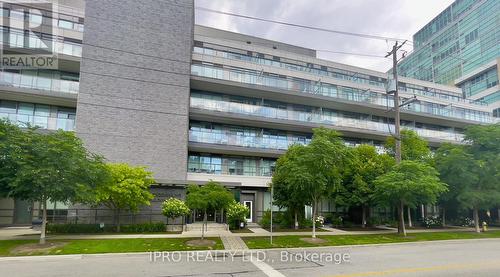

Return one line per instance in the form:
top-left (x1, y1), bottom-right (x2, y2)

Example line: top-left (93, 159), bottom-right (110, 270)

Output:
top-left (185, 222), bottom-right (228, 232)
top-left (246, 222), bottom-right (260, 228)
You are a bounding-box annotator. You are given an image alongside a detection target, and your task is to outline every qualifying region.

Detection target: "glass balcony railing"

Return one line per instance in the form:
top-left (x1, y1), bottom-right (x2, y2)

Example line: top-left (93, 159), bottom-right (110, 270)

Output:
top-left (54, 41), bottom-right (82, 57)
top-left (0, 112), bottom-right (75, 131)
top-left (194, 46), bottom-right (488, 106)
top-left (189, 130), bottom-right (310, 150)
top-left (193, 46), bottom-right (386, 88)
top-left (190, 97), bottom-right (465, 142)
top-left (191, 64), bottom-right (492, 123)
top-left (4, 30), bottom-right (83, 57)
top-left (0, 71), bottom-right (79, 94)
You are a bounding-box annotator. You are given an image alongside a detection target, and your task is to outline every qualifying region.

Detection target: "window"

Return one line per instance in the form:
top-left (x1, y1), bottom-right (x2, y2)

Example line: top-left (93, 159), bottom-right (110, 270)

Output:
top-left (58, 19), bottom-right (74, 30)
top-left (0, 101), bottom-right (17, 114)
top-left (493, 108), bottom-right (500, 118)
top-left (465, 29), bottom-right (478, 44)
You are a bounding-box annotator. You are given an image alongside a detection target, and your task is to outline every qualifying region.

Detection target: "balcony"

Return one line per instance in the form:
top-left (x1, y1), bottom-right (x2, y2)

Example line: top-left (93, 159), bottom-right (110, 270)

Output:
top-left (0, 112), bottom-right (75, 131)
top-left (189, 129), bottom-right (310, 150)
top-left (190, 96), bottom-right (465, 143)
top-left (191, 64), bottom-right (492, 123)
top-left (0, 71), bottom-right (79, 94)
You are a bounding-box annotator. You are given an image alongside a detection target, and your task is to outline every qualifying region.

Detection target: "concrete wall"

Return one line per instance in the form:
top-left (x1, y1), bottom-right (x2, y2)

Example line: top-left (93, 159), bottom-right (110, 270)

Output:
top-left (76, 0), bottom-right (194, 181)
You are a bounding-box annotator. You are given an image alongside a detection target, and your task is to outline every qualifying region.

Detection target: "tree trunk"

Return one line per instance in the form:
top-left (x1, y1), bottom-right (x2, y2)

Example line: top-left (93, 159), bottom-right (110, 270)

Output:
top-left (442, 207), bottom-right (446, 227)
top-left (312, 201), bottom-right (317, 238)
top-left (116, 209), bottom-right (121, 233)
top-left (407, 206), bottom-right (412, 228)
top-left (361, 206), bottom-right (367, 228)
top-left (294, 210), bottom-right (299, 230)
top-left (398, 201), bottom-right (406, 236)
top-left (202, 210), bottom-right (207, 239)
top-left (473, 208), bottom-right (480, 233)
top-left (39, 198), bottom-right (47, 244)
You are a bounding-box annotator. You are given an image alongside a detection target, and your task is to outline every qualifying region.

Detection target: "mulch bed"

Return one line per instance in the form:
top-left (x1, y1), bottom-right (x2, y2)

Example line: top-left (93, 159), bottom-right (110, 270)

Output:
top-left (299, 237), bottom-right (327, 244)
top-left (185, 239), bottom-right (217, 248)
top-left (11, 241), bottom-right (67, 255)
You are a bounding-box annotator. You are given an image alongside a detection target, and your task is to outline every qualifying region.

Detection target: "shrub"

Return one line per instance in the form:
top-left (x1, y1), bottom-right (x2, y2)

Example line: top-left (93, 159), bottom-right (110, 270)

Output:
top-left (422, 216), bottom-right (443, 228)
top-left (259, 210), bottom-right (292, 229)
top-left (453, 216), bottom-right (474, 227)
top-left (276, 211), bottom-right (294, 229)
top-left (324, 213), bottom-right (334, 224)
top-left (46, 222), bottom-right (166, 233)
top-left (299, 218), bottom-right (313, 228)
top-left (227, 200), bottom-right (249, 230)
top-left (162, 198), bottom-right (190, 223)
top-left (259, 210), bottom-right (271, 229)
top-left (330, 215), bottom-right (343, 227)
top-left (316, 215), bottom-right (325, 227)
top-left (367, 216), bottom-right (392, 226)
top-left (47, 223), bottom-right (109, 234)
top-left (342, 220), bottom-right (354, 228)
top-left (120, 222), bottom-right (166, 233)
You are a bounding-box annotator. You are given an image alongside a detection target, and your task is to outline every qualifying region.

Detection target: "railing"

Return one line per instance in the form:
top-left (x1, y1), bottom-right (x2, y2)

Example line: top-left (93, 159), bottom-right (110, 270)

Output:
top-left (193, 46), bottom-right (487, 106)
top-left (190, 97), bottom-right (465, 142)
top-left (189, 130), bottom-right (310, 150)
top-left (0, 112), bottom-right (75, 131)
top-left (54, 41), bottom-right (82, 57)
top-left (191, 64), bottom-right (492, 123)
top-left (193, 46), bottom-right (386, 88)
top-left (0, 71), bottom-right (79, 94)
top-left (6, 30), bottom-right (82, 57)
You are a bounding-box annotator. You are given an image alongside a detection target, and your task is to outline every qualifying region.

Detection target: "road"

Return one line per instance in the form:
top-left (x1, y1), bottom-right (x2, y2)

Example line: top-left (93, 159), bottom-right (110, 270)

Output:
top-left (1, 239), bottom-right (500, 277)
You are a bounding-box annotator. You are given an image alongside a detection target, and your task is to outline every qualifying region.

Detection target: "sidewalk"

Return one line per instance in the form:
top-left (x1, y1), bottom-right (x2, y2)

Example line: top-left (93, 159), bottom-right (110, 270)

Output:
top-left (1, 225), bottom-right (491, 241)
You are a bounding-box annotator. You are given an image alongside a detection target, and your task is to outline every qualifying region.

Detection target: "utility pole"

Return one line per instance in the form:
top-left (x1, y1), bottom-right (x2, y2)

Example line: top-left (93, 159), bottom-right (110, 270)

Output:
top-left (385, 41), bottom-right (406, 164)
top-left (270, 184), bottom-right (273, 245)
top-left (386, 40), bottom-right (407, 236)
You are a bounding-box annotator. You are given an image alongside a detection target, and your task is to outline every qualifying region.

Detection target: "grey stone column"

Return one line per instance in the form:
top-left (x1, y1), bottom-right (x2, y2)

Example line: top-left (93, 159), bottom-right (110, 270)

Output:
top-left (76, 0), bottom-right (194, 182)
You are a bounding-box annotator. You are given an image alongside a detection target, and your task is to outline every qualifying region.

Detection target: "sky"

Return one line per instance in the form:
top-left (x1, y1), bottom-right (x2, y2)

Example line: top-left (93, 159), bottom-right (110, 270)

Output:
top-left (195, 0), bottom-right (455, 73)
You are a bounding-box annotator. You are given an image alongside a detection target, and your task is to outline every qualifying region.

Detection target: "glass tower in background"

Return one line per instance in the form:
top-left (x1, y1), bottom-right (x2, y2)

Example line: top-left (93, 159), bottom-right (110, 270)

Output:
top-left (397, 0), bottom-right (500, 116)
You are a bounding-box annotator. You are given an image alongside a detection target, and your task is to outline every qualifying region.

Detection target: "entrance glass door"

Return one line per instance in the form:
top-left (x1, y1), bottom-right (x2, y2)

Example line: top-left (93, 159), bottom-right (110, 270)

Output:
top-left (243, 201), bottom-right (253, 222)
top-left (194, 210), bottom-right (215, 222)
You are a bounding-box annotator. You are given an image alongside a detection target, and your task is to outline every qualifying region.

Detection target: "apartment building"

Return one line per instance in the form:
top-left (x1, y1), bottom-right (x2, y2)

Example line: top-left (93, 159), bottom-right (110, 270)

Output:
top-left (0, 0), bottom-right (495, 225)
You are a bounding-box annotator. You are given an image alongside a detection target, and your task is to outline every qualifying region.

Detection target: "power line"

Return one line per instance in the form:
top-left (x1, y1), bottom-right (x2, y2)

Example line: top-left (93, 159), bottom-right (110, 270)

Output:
top-left (196, 6), bottom-right (413, 43)
top-left (316, 50), bottom-right (386, 58)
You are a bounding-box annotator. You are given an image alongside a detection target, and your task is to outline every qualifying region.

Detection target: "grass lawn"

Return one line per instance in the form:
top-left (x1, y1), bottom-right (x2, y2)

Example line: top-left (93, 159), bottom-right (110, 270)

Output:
top-left (0, 237), bottom-right (223, 256)
top-left (243, 230), bottom-right (500, 249)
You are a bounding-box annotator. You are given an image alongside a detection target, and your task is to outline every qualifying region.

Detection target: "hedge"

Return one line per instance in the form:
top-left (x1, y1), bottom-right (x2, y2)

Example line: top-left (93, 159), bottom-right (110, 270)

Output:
top-left (46, 222), bottom-right (166, 234)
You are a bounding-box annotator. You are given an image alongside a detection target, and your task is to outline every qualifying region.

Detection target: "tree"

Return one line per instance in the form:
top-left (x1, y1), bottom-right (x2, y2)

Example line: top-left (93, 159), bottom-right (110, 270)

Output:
top-left (343, 145), bottom-right (394, 227)
top-left (162, 198), bottom-right (190, 228)
top-left (386, 129), bottom-right (431, 162)
top-left (436, 124), bottom-right (500, 232)
top-left (373, 160), bottom-right (448, 236)
top-left (92, 163), bottom-right (155, 232)
top-left (272, 146), bottom-right (309, 229)
top-left (0, 120), bottom-right (108, 244)
top-left (386, 129), bottom-right (432, 226)
top-left (226, 200), bottom-right (249, 229)
top-left (272, 127), bottom-right (349, 238)
top-left (185, 181), bottom-right (233, 239)
top-left (435, 144), bottom-right (476, 227)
